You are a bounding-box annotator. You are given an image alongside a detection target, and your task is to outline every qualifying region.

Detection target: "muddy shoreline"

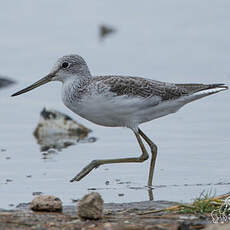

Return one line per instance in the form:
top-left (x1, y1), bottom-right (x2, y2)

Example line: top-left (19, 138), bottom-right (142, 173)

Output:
top-left (0, 200), bottom-right (214, 230)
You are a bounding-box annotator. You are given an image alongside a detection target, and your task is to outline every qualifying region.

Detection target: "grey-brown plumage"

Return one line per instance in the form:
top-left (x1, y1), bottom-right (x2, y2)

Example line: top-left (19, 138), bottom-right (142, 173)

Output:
top-left (89, 75), bottom-right (227, 101)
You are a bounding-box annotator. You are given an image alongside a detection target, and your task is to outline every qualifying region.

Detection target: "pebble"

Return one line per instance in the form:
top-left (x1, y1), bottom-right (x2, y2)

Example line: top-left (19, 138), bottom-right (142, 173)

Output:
top-left (78, 192), bottom-right (103, 220)
top-left (30, 195), bottom-right (62, 212)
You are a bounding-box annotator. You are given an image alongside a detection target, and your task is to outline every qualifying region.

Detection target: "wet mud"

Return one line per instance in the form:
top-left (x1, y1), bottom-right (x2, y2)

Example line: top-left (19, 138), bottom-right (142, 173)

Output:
top-left (0, 200), bottom-right (212, 230)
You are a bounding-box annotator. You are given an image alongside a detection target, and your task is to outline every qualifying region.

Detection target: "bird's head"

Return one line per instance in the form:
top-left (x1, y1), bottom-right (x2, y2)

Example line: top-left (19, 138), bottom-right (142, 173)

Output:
top-left (11, 54), bottom-right (91, 97)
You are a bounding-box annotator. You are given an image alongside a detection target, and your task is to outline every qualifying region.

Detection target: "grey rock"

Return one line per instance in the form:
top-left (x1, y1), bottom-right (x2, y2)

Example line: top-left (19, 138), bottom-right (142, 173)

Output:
top-left (78, 192), bottom-right (103, 220)
top-left (30, 195), bottom-right (62, 212)
top-left (34, 108), bottom-right (95, 151)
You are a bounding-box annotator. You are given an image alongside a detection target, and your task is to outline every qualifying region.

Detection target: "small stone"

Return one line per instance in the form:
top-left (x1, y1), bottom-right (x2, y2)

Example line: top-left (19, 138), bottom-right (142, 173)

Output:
top-left (30, 195), bottom-right (62, 212)
top-left (78, 192), bottom-right (103, 220)
top-left (34, 108), bottom-right (92, 151)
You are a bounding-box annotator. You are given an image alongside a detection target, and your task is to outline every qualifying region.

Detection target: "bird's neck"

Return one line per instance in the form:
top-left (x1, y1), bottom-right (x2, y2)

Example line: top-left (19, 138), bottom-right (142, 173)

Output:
top-left (62, 74), bottom-right (91, 87)
top-left (62, 75), bottom-right (91, 105)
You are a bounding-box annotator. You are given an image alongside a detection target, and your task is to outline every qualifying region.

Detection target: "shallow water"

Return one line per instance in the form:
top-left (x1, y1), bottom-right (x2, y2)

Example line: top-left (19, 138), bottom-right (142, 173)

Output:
top-left (0, 0), bottom-right (230, 209)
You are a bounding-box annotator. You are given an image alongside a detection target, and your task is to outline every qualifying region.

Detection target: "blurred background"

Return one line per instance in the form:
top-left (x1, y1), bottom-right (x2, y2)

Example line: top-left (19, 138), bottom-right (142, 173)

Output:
top-left (0, 0), bottom-right (229, 209)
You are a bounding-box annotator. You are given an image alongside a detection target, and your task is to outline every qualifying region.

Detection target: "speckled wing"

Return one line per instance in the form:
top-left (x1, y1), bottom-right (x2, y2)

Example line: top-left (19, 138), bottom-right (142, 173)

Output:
top-left (93, 76), bottom-right (228, 101)
top-left (93, 76), bottom-right (188, 100)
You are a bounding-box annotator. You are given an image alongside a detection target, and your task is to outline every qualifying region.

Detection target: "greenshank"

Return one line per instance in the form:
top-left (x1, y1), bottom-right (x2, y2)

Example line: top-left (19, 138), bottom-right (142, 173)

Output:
top-left (12, 54), bottom-right (228, 187)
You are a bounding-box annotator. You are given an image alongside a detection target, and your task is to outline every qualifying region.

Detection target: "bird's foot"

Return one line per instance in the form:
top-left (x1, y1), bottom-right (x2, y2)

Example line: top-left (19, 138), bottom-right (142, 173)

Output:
top-left (70, 160), bottom-right (99, 182)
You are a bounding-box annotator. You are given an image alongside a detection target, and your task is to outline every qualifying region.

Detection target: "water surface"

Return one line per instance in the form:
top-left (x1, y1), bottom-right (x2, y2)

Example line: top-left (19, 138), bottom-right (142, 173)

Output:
top-left (0, 0), bottom-right (230, 209)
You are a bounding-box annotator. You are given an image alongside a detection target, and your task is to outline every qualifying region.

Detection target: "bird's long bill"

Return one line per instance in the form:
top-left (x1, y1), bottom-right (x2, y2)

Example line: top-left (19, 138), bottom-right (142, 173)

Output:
top-left (11, 74), bottom-right (53, 97)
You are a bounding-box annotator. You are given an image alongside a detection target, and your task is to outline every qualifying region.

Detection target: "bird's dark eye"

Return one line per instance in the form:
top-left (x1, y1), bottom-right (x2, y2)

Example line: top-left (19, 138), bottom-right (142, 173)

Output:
top-left (61, 62), bottom-right (69, 68)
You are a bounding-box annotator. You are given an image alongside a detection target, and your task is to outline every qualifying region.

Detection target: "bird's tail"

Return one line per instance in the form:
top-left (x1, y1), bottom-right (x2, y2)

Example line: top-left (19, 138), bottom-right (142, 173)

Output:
top-left (176, 83), bottom-right (228, 103)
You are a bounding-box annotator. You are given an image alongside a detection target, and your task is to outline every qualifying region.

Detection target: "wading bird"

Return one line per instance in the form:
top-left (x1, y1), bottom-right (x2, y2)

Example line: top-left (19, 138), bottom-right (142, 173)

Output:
top-left (12, 54), bottom-right (228, 189)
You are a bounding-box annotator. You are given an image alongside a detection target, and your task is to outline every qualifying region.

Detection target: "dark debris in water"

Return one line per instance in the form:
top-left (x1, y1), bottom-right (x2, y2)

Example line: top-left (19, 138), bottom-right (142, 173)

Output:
top-left (32, 192), bottom-right (43, 196)
top-left (41, 108), bottom-right (72, 122)
top-left (0, 77), bottom-right (15, 89)
top-left (71, 199), bottom-right (79, 203)
top-left (118, 193), bottom-right (124, 197)
top-left (99, 24), bottom-right (116, 41)
top-left (33, 108), bottom-right (97, 152)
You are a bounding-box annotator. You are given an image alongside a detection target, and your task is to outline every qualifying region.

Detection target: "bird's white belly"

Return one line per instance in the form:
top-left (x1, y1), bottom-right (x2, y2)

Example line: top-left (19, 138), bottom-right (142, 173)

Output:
top-left (64, 94), bottom-right (141, 127)
top-left (62, 91), bottom-right (185, 129)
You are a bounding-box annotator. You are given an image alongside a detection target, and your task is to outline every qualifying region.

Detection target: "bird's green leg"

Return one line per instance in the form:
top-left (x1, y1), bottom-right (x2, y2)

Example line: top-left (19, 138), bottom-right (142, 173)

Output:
top-left (70, 131), bottom-right (149, 182)
top-left (138, 128), bottom-right (158, 188)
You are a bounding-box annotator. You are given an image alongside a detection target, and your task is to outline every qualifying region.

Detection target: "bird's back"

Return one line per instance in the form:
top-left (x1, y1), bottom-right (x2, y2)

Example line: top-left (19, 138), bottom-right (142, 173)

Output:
top-left (91, 75), bottom-right (228, 100)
